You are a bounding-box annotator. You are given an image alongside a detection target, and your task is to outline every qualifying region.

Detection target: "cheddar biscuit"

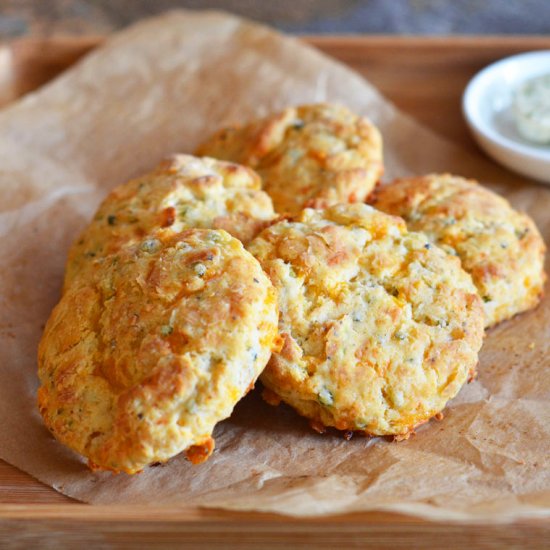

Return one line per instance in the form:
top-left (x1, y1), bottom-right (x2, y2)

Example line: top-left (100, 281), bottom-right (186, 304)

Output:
top-left (64, 154), bottom-right (275, 289)
top-left (38, 229), bottom-right (279, 474)
top-left (371, 174), bottom-right (546, 327)
top-left (196, 103), bottom-right (383, 215)
top-left (248, 204), bottom-right (484, 437)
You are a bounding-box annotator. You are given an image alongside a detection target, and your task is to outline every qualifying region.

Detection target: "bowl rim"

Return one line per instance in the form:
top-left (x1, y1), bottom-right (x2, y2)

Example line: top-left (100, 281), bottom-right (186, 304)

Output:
top-left (462, 49), bottom-right (550, 163)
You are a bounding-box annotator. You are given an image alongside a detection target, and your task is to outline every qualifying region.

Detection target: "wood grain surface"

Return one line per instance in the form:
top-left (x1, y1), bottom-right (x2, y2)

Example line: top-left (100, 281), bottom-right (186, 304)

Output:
top-left (1, 34), bottom-right (549, 548)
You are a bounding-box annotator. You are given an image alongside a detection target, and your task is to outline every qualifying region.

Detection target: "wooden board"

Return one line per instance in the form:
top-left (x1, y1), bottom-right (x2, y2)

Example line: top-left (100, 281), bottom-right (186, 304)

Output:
top-left (1, 35), bottom-right (550, 547)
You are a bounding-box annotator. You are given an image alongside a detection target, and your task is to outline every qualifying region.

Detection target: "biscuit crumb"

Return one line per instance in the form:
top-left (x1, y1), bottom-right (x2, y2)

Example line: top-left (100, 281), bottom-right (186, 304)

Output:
top-left (262, 387), bottom-right (282, 407)
top-left (394, 431), bottom-right (412, 442)
top-left (310, 420), bottom-right (327, 434)
top-left (186, 438), bottom-right (215, 465)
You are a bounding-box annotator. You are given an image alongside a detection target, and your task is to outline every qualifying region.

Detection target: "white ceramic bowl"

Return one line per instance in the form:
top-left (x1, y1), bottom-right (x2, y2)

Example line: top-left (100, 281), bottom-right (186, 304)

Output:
top-left (463, 50), bottom-right (550, 184)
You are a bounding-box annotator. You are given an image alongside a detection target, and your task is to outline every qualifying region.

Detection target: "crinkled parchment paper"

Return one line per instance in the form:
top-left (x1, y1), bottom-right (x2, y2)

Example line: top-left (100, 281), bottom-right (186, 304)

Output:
top-left (0, 10), bottom-right (548, 521)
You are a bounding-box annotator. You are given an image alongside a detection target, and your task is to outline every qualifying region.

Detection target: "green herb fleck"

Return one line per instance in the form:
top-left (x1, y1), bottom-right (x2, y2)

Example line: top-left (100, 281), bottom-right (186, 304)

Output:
top-left (515, 228), bottom-right (529, 240)
top-left (141, 239), bottom-right (160, 253)
top-left (160, 325), bottom-right (173, 336)
top-left (194, 263), bottom-right (207, 277)
top-left (318, 388), bottom-right (334, 407)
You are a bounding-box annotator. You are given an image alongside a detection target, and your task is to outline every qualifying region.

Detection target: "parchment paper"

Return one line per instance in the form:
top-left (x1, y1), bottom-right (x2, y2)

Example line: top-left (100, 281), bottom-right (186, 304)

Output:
top-left (0, 10), bottom-right (548, 522)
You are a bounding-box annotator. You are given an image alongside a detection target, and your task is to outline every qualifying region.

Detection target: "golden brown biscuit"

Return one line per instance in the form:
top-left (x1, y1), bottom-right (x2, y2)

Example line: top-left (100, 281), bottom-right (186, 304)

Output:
top-left (370, 174), bottom-right (546, 327)
top-left (64, 154), bottom-right (275, 289)
top-left (196, 103), bottom-right (383, 215)
top-left (38, 229), bottom-right (279, 474)
top-left (248, 204), bottom-right (484, 438)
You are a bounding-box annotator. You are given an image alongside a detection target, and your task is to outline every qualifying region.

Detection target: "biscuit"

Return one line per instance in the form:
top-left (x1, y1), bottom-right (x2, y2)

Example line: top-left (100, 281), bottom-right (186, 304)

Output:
top-left (248, 204), bottom-right (484, 437)
top-left (196, 103), bottom-right (383, 215)
top-left (38, 229), bottom-right (279, 473)
top-left (370, 174), bottom-right (546, 327)
top-left (64, 154), bottom-right (275, 289)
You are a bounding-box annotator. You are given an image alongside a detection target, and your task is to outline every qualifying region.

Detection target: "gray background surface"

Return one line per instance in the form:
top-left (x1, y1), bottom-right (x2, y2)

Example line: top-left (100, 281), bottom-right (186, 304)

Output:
top-left (1, 1), bottom-right (550, 38)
